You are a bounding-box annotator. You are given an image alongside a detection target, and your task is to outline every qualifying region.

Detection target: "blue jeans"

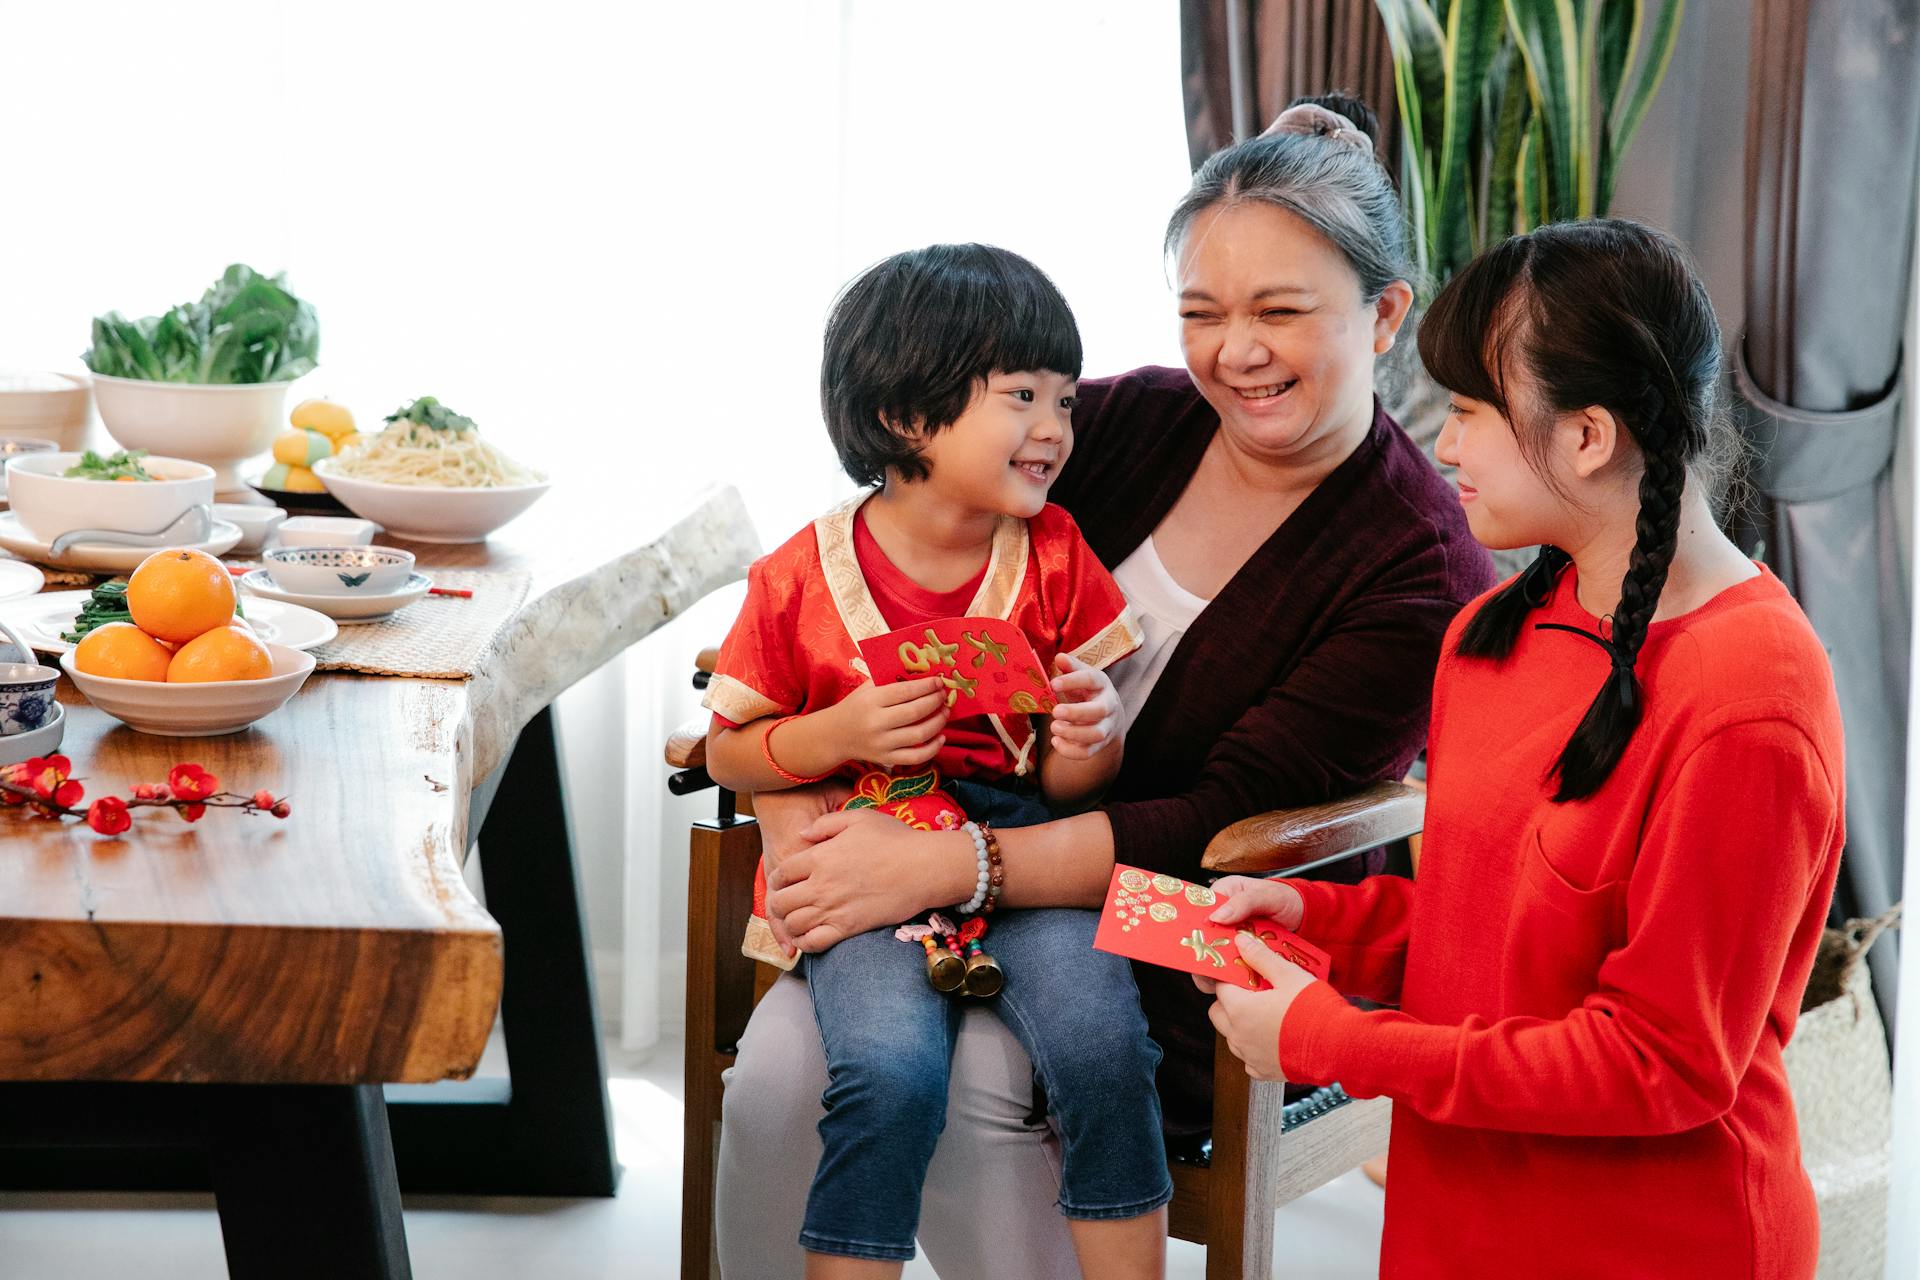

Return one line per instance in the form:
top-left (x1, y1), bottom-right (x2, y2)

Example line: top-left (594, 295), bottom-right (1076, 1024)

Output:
top-left (798, 782), bottom-right (1171, 1261)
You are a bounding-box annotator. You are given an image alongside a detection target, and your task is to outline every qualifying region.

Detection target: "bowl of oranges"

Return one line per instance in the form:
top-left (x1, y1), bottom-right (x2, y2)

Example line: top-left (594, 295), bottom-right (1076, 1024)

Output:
top-left (62, 547), bottom-right (316, 736)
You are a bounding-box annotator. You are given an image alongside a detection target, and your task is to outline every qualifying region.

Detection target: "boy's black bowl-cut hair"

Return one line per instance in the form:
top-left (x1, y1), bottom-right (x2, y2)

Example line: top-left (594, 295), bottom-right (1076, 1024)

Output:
top-left (822, 243), bottom-right (1083, 487)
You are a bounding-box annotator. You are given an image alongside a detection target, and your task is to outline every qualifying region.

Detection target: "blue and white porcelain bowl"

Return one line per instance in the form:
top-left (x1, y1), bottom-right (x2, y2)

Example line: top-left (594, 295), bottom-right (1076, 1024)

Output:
top-left (0, 662), bottom-right (59, 735)
top-left (263, 545), bottom-right (415, 596)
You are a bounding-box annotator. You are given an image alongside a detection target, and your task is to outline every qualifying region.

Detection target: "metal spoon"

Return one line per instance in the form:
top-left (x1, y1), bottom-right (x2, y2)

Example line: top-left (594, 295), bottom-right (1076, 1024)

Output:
top-left (49, 504), bottom-right (214, 559)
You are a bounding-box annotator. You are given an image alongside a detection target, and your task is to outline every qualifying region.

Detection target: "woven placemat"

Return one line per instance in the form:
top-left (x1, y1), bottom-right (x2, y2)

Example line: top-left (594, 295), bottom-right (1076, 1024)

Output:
top-left (301, 568), bottom-right (532, 679)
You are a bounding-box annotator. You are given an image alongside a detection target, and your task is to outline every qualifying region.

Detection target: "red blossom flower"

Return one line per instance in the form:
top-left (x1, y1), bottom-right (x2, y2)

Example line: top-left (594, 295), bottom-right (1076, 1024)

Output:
top-left (270, 800), bottom-right (291, 819)
top-left (180, 803), bottom-right (207, 823)
top-left (25, 756), bottom-right (64, 800)
top-left (131, 782), bottom-right (170, 801)
top-left (168, 764), bottom-right (217, 802)
top-left (252, 789), bottom-right (276, 809)
top-left (86, 796), bottom-right (131, 835)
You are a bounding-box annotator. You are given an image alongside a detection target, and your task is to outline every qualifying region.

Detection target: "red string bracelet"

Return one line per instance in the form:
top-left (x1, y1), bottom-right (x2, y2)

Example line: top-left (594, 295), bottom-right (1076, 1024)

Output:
top-left (762, 715), bottom-right (836, 785)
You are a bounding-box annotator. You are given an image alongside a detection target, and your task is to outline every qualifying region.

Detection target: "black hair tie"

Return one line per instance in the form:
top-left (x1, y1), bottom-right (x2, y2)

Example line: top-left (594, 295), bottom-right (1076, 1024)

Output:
top-left (1519, 546), bottom-right (1573, 608)
top-left (1534, 621), bottom-right (1640, 715)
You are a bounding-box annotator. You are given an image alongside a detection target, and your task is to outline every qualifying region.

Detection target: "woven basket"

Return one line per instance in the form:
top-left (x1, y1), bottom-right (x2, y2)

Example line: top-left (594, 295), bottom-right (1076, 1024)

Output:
top-left (1781, 904), bottom-right (1901, 1279)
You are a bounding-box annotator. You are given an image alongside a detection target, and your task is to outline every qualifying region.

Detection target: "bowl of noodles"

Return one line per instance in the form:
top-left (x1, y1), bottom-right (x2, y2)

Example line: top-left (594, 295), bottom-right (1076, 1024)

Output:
top-left (311, 397), bottom-right (548, 543)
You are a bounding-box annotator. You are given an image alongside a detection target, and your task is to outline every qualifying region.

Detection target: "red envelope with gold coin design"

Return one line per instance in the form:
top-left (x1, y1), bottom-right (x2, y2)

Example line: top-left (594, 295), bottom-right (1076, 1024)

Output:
top-left (1092, 864), bottom-right (1331, 990)
top-left (857, 616), bottom-right (1056, 718)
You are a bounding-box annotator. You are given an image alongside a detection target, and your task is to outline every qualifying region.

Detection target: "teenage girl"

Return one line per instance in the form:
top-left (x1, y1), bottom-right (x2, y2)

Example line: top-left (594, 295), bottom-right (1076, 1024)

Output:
top-left (1202, 220), bottom-right (1843, 1278)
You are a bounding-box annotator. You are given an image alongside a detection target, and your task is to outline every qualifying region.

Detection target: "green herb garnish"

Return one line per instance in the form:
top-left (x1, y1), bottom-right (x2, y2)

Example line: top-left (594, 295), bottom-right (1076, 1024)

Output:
top-left (59, 580), bottom-right (132, 644)
top-left (82, 264), bottom-right (319, 385)
top-left (384, 396), bottom-right (477, 433)
top-left (63, 449), bottom-right (153, 482)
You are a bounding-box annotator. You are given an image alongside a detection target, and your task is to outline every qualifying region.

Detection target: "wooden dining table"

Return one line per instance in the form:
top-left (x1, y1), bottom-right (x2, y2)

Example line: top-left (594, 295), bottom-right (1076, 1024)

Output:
top-left (0, 474), bottom-right (758, 1278)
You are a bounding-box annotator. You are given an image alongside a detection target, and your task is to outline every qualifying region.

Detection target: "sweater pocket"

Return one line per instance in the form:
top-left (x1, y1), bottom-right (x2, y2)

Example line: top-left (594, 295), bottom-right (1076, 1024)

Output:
top-left (1499, 827), bottom-right (1627, 1018)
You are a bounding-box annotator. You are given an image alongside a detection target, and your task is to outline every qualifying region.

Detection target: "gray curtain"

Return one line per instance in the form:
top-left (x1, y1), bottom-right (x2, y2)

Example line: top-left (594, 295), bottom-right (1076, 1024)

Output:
top-left (1180, 0), bottom-right (1397, 169)
top-left (1735, 0), bottom-right (1919, 1034)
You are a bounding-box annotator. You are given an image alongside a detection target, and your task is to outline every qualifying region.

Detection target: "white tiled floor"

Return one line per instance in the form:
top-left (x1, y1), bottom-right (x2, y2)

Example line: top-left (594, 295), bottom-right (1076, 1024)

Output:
top-left (0, 1035), bottom-right (1383, 1279)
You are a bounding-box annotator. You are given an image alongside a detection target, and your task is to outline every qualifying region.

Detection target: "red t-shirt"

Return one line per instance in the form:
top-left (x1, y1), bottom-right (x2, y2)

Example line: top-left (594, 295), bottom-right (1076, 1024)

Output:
top-left (704, 494), bottom-right (1141, 784)
top-left (1276, 564), bottom-right (1843, 1278)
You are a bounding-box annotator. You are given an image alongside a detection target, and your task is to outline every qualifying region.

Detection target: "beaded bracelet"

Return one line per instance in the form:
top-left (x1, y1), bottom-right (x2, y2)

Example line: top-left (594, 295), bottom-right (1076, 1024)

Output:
top-left (958, 822), bottom-right (992, 914)
top-left (761, 715), bottom-right (835, 786)
top-left (979, 823), bottom-right (1004, 914)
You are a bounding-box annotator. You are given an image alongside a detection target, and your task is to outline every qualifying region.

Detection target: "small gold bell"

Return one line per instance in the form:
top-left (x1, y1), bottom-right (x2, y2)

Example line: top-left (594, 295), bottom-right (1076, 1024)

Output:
top-left (923, 940), bottom-right (966, 993)
top-left (963, 949), bottom-right (1003, 998)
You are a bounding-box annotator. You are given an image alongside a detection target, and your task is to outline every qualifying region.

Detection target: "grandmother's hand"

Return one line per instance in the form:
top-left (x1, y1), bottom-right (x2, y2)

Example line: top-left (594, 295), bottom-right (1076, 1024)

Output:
top-left (1195, 930), bottom-right (1319, 1081)
top-left (748, 782), bottom-right (854, 956)
top-left (765, 808), bottom-right (963, 954)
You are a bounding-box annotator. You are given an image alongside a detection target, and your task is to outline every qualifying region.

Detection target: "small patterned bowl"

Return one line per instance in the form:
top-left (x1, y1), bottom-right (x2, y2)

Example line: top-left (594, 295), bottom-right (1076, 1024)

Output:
top-left (263, 545), bottom-right (415, 596)
top-left (0, 661), bottom-right (59, 736)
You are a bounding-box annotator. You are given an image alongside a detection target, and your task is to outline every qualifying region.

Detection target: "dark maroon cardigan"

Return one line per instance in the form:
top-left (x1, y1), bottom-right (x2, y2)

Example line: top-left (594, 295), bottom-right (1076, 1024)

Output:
top-left (1052, 366), bottom-right (1495, 1122)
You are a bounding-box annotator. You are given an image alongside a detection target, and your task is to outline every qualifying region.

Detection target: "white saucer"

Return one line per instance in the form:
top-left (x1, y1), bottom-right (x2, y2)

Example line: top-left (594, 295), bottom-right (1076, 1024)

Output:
top-left (0, 701), bottom-right (64, 762)
top-left (0, 511), bottom-right (242, 572)
top-left (0, 558), bottom-right (45, 604)
top-left (10, 590), bottom-right (339, 656)
top-left (242, 570), bottom-right (433, 623)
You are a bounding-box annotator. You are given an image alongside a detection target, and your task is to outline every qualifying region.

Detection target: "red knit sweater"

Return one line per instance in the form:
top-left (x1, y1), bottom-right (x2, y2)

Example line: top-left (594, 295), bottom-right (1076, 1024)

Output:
top-left (1279, 563), bottom-right (1844, 1279)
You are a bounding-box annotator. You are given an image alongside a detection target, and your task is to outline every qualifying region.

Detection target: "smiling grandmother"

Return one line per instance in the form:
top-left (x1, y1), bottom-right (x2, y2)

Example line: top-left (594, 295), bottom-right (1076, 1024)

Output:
top-left (715, 97), bottom-right (1495, 1276)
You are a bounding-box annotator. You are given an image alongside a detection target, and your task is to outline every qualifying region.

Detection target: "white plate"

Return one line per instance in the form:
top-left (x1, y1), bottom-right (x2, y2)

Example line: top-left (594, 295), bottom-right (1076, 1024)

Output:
top-left (9, 590), bottom-right (338, 656)
top-left (0, 510), bottom-right (241, 572)
top-left (242, 570), bottom-right (433, 623)
top-left (0, 559), bottom-right (44, 604)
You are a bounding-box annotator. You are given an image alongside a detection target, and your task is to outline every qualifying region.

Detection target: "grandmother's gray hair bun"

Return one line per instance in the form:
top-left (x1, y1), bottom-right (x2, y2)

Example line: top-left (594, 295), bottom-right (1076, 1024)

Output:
top-left (1263, 102), bottom-right (1375, 154)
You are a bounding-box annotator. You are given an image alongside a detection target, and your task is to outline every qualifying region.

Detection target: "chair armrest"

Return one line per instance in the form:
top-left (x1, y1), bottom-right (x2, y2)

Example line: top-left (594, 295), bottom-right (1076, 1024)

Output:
top-left (1200, 781), bottom-right (1425, 876)
top-left (666, 715), bottom-right (709, 769)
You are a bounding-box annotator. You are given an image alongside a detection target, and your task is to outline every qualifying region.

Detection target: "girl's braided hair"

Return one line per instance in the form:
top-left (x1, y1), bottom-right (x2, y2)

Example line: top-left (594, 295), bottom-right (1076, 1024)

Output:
top-left (1418, 220), bottom-right (1725, 801)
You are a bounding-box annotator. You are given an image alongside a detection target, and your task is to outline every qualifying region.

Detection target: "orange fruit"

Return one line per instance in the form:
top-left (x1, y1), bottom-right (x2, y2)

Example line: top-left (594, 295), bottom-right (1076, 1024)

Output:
top-left (165, 625), bottom-right (273, 683)
top-left (73, 622), bottom-right (174, 682)
top-left (127, 548), bottom-right (236, 644)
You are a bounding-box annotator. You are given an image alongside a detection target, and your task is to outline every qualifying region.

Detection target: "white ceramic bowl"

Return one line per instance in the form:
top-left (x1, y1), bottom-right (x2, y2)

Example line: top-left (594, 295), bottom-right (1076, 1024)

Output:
top-left (212, 502), bottom-right (287, 554)
top-left (275, 515), bottom-right (378, 548)
top-left (0, 661), bottom-right (59, 735)
top-left (61, 642), bottom-right (315, 737)
top-left (264, 545), bottom-right (414, 596)
top-left (312, 458), bottom-right (549, 543)
top-left (6, 451), bottom-right (216, 543)
top-left (91, 374), bottom-right (299, 493)
top-left (0, 372), bottom-right (90, 451)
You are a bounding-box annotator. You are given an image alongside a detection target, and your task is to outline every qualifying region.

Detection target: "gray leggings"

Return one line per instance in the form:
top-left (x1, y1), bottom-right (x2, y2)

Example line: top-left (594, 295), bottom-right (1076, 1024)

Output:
top-left (717, 972), bottom-right (1084, 1279)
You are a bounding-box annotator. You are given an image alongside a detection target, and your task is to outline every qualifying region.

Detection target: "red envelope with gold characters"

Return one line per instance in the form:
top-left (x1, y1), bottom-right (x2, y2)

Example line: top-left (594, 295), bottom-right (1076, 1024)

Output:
top-left (858, 616), bottom-right (1056, 718)
top-left (1092, 865), bottom-right (1331, 991)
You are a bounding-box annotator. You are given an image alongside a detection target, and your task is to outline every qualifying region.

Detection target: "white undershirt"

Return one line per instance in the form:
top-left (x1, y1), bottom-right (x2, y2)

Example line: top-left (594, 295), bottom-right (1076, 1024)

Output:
top-left (1109, 535), bottom-right (1212, 734)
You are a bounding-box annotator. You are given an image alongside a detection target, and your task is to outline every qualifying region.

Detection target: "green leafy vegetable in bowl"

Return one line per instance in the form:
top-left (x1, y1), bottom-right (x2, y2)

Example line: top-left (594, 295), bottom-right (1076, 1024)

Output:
top-left (384, 396), bottom-right (477, 433)
top-left (82, 264), bottom-right (320, 385)
top-left (63, 449), bottom-right (154, 482)
top-left (59, 580), bottom-right (131, 644)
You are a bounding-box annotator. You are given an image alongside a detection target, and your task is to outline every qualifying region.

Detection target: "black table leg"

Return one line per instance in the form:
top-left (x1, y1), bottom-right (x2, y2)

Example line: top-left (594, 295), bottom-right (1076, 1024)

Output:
top-left (210, 1084), bottom-right (411, 1279)
top-left (383, 704), bottom-right (621, 1196)
top-left (0, 1081), bottom-right (412, 1278)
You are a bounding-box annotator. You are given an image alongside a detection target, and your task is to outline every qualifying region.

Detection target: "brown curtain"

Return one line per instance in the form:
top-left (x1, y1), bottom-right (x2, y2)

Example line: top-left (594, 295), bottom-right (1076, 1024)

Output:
top-left (1180, 0), bottom-right (1398, 169)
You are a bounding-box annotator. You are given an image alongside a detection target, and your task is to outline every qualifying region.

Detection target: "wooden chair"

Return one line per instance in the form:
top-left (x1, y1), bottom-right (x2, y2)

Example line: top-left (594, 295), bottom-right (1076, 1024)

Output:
top-left (670, 653), bottom-right (1425, 1280)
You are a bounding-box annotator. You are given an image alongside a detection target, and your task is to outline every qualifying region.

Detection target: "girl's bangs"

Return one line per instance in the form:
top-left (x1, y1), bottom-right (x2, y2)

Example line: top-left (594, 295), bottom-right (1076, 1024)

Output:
top-left (1417, 240), bottom-right (1533, 416)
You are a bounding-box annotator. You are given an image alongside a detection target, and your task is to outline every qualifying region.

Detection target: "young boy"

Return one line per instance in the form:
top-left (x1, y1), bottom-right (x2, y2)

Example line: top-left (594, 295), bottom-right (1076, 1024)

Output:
top-left (703, 244), bottom-right (1170, 1277)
